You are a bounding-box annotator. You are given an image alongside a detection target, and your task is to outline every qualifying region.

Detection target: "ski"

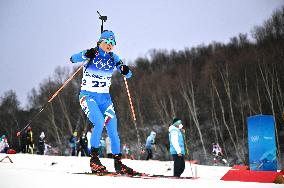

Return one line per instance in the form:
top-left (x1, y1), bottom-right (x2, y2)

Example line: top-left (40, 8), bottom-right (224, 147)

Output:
top-left (73, 172), bottom-right (192, 179)
top-left (73, 171), bottom-right (147, 178)
top-left (0, 155), bottom-right (13, 163)
top-left (149, 174), bottom-right (192, 179)
top-left (74, 171), bottom-right (118, 177)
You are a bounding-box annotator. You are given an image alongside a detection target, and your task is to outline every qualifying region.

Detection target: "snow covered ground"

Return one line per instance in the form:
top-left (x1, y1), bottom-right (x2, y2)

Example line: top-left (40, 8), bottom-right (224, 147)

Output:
top-left (0, 153), bottom-right (282, 188)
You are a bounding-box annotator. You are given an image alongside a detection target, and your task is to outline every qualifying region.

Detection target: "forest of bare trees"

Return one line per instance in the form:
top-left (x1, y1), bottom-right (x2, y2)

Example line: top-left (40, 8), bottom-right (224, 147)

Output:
top-left (1, 6), bottom-right (284, 166)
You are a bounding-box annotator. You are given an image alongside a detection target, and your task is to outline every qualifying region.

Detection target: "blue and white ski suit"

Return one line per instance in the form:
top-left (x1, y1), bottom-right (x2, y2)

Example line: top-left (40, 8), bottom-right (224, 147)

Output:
top-left (71, 47), bottom-right (131, 154)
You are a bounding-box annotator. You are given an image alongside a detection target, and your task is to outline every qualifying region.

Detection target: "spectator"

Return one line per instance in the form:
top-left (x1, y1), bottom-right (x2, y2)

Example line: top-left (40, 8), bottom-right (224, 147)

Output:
top-left (86, 127), bottom-right (92, 154)
top-left (26, 126), bottom-right (34, 154)
top-left (99, 137), bottom-right (106, 157)
top-left (20, 131), bottom-right (27, 153)
top-left (105, 136), bottom-right (112, 158)
top-left (79, 133), bottom-right (89, 156)
top-left (38, 132), bottom-right (45, 155)
top-left (212, 143), bottom-right (227, 165)
top-left (123, 144), bottom-right (135, 160)
top-left (44, 143), bottom-right (52, 155)
top-left (169, 117), bottom-right (185, 177)
top-left (0, 135), bottom-right (9, 153)
top-left (145, 131), bottom-right (156, 160)
top-left (69, 131), bottom-right (78, 156)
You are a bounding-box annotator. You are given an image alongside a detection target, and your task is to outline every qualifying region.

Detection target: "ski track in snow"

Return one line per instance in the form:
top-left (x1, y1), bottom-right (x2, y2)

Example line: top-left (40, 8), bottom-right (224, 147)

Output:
top-left (0, 154), bottom-right (282, 188)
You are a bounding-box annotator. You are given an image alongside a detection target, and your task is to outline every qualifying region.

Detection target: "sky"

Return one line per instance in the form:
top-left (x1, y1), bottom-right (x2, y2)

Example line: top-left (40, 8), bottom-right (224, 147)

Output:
top-left (0, 153), bottom-right (283, 188)
top-left (1, 0), bottom-right (284, 109)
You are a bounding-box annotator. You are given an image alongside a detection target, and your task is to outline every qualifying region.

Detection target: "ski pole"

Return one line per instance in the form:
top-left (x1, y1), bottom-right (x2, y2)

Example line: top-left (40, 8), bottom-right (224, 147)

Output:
top-left (123, 77), bottom-right (136, 121)
top-left (16, 64), bottom-right (84, 137)
top-left (189, 160), bottom-right (194, 178)
top-left (123, 77), bottom-right (142, 159)
top-left (183, 129), bottom-right (194, 177)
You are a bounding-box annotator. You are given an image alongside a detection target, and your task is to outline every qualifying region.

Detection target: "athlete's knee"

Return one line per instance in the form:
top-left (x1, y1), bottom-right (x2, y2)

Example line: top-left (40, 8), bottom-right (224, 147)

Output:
top-left (105, 104), bottom-right (116, 118)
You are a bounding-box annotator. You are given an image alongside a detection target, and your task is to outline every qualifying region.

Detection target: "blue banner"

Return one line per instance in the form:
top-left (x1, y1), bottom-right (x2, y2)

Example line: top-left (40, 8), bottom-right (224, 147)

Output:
top-left (247, 115), bottom-right (277, 171)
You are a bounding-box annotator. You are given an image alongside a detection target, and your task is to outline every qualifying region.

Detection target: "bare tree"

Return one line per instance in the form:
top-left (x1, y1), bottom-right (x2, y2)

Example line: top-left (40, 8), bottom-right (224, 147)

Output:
top-left (237, 83), bottom-right (248, 160)
top-left (45, 103), bottom-right (64, 154)
top-left (217, 65), bottom-right (240, 148)
top-left (180, 78), bottom-right (208, 159)
top-left (258, 63), bottom-right (282, 166)
top-left (275, 71), bottom-right (284, 122)
top-left (211, 77), bottom-right (244, 163)
top-left (57, 96), bottom-right (73, 133)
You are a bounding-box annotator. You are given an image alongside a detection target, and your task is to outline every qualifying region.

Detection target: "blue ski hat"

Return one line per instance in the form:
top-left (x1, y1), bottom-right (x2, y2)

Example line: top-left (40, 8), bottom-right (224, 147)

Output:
top-left (99, 30), bottom-right (116, 45)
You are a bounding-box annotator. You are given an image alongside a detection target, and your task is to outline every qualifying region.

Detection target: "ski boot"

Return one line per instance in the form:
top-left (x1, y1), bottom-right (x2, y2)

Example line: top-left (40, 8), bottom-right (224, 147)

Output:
top-left (113, 153), bottom-right (140, 176)
top-left (90, 147), bottom-right (107, 174)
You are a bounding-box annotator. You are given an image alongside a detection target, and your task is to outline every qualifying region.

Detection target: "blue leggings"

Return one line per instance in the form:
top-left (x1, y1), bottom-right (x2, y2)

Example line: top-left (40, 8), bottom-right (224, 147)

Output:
top-left (79, 91), bottom-right (120, 154)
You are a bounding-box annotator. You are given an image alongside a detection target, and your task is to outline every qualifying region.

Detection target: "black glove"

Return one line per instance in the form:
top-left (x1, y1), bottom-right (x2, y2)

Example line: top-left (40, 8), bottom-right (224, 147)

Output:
top-left (85, 48), bottom-right (97, 59)
top-left (120, 65), bottom-right (129, 75)
top-left (70, 57), bottom-right (74, 63)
